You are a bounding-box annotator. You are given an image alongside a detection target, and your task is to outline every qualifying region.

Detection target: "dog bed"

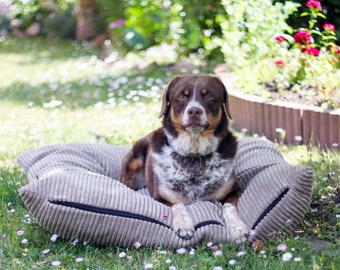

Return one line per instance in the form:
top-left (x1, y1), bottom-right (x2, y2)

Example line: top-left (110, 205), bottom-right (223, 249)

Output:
top-left (18, 138), bottom-right (313, 249)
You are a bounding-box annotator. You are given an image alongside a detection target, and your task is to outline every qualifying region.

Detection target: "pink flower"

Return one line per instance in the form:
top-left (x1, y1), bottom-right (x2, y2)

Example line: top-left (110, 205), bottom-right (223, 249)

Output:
top-left (302, 46), bottom-right (320, 56)
top-left (211, 245), bottom-right (219, 251)
top-left (276, 243), bottom-right (288, 252)
top-left (329, 45), bottom-right (340, 54)
top-left (294, 30), bottom-right (312, 45)
top-left (323, 23), bottom-right (336, 32)
top-left (109, 19), bottom-right (125, 29)
top-left (275, 35), bottom-right (287, 43)
top-left (306, 0), bottom-right (322, 10)
top-left (274, 60), bottom-right (285, 67)
top-left (16, 230), bottom-right (25, 236)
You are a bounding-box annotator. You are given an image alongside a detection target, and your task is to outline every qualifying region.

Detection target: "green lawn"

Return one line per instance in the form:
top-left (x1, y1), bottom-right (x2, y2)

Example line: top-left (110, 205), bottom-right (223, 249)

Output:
top-left (0, 37), bottom-right (339, 269)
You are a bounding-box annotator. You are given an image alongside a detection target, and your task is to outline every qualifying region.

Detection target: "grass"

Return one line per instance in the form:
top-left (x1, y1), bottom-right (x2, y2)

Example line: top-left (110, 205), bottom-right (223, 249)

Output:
top-left (0, 37), bottom-right (339, 269)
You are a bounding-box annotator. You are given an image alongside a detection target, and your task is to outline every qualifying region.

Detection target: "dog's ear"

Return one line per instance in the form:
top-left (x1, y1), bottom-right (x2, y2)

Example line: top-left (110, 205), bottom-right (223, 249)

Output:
top-left (216, 77), bottom-right (232, 119)
top-left (223, 91), bottom-right (232, 120)
top-left (158, 76), bottom-right (180, 119)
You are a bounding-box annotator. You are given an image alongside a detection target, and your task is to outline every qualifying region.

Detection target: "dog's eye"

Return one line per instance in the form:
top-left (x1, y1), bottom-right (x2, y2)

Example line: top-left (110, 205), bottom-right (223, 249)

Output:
top-left (204, 91), bottom-right (215, 101)
top-left (178, 89), bottom-right (189, 100)
top-left (178, 93), bottom-right (185, 100)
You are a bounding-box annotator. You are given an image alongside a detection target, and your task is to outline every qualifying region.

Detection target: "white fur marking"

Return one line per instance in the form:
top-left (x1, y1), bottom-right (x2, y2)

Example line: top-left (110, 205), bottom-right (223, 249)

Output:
top-left (222, 203), bottom-right (248, 243)
top-left (152, 144), bottom-right (234, 204)
top-left (172, 203), bottom-right (194, 239)
top-left (165, 131), bottom-right (219, 156)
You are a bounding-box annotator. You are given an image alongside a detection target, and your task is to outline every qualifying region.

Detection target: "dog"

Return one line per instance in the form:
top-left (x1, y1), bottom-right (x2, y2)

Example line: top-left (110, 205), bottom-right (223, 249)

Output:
top-left (119, 75), bottom-right (248, 243)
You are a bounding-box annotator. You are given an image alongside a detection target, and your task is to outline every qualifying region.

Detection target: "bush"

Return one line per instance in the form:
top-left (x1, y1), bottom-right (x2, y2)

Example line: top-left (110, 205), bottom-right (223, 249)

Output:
top-left (271, 0), bottom-right (339, 108)
top-left (41, 3), bottom-right (76, 39)
top-left (7, 0), bottom-right (76, 39)
top-left (211, 0), bottom-right (299, 91)
top-left (214, 0), bottom-right (339, 108)
top-left (101, 0), bottom-right (225, 56)
top-left (219, 0), bottom-right (298, 66)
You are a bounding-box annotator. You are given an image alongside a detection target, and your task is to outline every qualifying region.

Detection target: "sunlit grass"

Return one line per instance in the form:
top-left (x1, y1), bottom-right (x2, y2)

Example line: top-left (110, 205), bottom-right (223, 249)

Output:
top-left (0, 37), bottom-right (339, 269)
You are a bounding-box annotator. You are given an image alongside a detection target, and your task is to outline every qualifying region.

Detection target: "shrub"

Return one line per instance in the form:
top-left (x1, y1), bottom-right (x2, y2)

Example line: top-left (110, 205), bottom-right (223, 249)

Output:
top-left (102, 0), bottom-right (225, 57)
top-left (212, 0), bottom-right (299, 92)
top-left (214, 0), bottom-right (339, 108)
top-left (272, 0), bottom-right (339, 108)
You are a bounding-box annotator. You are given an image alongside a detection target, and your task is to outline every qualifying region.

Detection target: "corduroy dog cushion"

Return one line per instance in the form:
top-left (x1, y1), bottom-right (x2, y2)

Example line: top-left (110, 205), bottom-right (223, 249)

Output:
top-left (18, 138), bottom-right (313, 248)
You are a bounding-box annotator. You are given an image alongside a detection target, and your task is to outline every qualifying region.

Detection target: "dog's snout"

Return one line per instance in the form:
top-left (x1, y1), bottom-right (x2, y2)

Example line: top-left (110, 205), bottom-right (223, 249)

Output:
top-left (187, 107), bottom-right (203, 117)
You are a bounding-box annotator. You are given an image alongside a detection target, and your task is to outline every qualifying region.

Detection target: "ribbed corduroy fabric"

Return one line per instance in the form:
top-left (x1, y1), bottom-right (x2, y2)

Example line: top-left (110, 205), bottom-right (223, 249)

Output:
top-left (17, 138), bottom-right (313, 248)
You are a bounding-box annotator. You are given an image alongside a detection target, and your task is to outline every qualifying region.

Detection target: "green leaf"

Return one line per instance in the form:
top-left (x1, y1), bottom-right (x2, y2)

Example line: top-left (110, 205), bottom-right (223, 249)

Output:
top-left (317, 12), bottom-right (326, 19)
top-left (311, 30), bottom-right (322, 36)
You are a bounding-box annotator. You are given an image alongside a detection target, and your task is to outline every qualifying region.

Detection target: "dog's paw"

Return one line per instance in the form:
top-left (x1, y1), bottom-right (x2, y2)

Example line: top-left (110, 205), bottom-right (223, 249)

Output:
top-left (226, 219), bottom-right (248, 244)
top-left (222, 203), bottom-right (249, 244)
top-left (173, 216), bottom-right (195, 240)
top-left (172, 203), bottom-right (194, 240)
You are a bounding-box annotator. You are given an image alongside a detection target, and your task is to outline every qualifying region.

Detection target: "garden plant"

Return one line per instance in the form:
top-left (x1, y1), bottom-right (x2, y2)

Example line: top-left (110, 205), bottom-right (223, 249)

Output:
top-left (213, 0), bottom-right (339, 109)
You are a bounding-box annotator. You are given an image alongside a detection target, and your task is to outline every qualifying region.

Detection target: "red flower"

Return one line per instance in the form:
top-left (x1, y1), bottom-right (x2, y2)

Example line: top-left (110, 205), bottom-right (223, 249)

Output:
top-left (275, 35), bottom-right (286, 43)
top-left (274, 60), bottom-right (285, 67)
top-left (329, 45), bottom-right (340, 54)
top-left (294, 30), bottom-right (312, 45)
top-left (302, 46), bottom-right (320, 56)
top-left (322, 23), bottom-right (336, 32)
top-left (306, 0), bottom-right (322, 10)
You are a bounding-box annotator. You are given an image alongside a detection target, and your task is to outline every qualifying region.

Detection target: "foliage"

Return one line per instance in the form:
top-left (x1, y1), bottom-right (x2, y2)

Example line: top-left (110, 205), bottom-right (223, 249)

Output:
top-left (275, 0), bottom-right (340, 44)
top-left (10, 0), bottom-right (42, 30)
top-left (214, 0), bottom-right (299, 67)
top-left (272, 0), bottom-right (339, 108)
top-left (99, 0), bottom-right (226, 57)
top-left (214, 0), bottom-right (339, 108)
top-left (6, 0), bottom-right (76, 38)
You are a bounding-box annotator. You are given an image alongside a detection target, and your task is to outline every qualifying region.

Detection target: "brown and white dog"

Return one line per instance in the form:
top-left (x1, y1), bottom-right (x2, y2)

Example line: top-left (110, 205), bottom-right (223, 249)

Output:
top-left (119, 75), bottom-right (248, 243)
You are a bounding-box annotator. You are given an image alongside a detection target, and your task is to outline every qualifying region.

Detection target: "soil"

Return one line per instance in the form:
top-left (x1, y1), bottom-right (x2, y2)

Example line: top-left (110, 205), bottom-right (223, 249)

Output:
top-left (263, 81), bottom-right (340, 109)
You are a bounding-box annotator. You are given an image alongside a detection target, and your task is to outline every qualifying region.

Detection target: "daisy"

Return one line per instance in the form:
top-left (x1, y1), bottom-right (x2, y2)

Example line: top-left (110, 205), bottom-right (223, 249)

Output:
top-left (51, 261), bottom-right (61, 266)
top-left (176, 247), bottom-right (187, 254)
top-left (282, 252), bottom-right (293, 262)
top-left (118, 251), bottom-right (127, 258)
top-left (50, 234), bottom-right (59, 242)
top-left (229, 259), bottom-right (236, 265)
top-left (213, 250), bottom-right (223, 257)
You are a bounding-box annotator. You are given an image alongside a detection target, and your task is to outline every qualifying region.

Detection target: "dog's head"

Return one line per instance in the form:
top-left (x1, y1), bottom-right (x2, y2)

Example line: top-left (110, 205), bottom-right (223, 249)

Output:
top-left (159, 75), bottom-right (232, 138)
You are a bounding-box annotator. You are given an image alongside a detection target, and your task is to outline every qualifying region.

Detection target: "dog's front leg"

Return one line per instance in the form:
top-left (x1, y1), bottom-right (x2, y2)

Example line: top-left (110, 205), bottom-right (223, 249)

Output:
top-left (222, 203), bottom-right (248, 244)
top-left (172, 203), bottom-right (194, 240)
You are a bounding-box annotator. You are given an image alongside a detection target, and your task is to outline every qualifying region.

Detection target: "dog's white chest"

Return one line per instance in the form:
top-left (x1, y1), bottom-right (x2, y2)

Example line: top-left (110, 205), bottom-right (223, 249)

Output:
top-left (152, 145), bottom-right (234, 204)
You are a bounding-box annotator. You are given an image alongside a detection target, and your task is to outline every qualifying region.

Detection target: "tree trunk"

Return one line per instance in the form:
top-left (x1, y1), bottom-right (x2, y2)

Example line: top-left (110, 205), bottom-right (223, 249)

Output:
top-left (76, 0), bottom-right (97, 41)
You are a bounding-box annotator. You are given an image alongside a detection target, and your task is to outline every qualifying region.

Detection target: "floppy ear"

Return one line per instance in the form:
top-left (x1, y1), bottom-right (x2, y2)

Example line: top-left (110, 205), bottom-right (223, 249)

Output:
top-left (158, 76), bottom-right (180, 119)
top-left (215, 77), bottom-right (232, 119)
top-left (158, 86), bottom-right (170, 119)
top-left (223, 90), bottom-right (232, 120)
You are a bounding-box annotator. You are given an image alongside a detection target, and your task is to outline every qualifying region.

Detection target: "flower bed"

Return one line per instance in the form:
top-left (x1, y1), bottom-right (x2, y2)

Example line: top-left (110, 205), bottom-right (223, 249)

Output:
top-left (216, 68), bottom-right (340, 150)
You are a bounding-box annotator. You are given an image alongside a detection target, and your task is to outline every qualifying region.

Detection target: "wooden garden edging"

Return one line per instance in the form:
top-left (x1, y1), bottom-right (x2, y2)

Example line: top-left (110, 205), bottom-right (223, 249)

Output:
top-left (215, 67), bottom-right (340, 149)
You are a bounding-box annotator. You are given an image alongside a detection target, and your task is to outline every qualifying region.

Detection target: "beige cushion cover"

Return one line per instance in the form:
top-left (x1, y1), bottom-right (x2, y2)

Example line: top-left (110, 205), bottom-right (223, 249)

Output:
top-left (18, 138), bottom-right (313, 248)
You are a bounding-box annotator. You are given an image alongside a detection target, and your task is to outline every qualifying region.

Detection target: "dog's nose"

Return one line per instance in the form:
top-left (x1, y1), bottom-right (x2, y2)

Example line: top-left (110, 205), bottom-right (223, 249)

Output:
top-left (187, 107), bottom-right (203, 117)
